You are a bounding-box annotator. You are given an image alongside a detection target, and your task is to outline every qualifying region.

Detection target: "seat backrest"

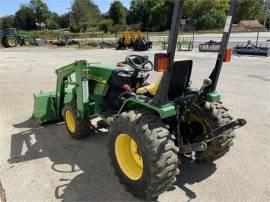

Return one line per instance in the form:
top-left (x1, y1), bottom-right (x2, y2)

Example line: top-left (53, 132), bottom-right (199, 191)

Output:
top-left (168, 60), bottom-right (193, 100)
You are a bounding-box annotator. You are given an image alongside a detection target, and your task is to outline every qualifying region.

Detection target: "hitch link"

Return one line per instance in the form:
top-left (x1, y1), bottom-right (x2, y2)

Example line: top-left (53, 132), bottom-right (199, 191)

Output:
top-left (205, 118), bottom-right (247, 142)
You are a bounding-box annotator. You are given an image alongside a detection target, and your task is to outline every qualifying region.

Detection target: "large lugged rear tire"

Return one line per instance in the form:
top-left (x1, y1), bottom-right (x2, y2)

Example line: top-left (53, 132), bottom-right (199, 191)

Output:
top-left (63, 103), bottom-right (91, 139)
top-left (4, 37), bottom-right (17, 48)
top-left (188, 102), bottom-right (235, 162)
top-left (108, 110), bottom-right (179, 200)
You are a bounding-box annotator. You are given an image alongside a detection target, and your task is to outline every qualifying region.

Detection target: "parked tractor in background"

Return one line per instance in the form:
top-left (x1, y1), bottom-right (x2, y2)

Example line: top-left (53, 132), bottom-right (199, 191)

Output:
top-left (0, 28), bottom-right (35, 48)
top-left (116, 31), bottom-right (152, 51)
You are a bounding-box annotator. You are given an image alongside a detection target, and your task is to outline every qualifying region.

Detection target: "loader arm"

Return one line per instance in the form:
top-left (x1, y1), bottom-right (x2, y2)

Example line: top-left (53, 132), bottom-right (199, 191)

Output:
top-left (55, 60), bottom-right (89, 119)
top-left (55, 63), bottom-right (76, 118)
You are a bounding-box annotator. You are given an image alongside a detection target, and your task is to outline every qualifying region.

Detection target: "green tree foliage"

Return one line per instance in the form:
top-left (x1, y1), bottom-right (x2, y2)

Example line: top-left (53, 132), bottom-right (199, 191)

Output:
top-left (235, 0), bottom-right (266, 23)
top-left (127, 0), bottom-right (153, 30)
top-left (57, 13), bottom-right (70, 29)
top-left (127, 0), bottom-right (228, 31)
top-left (47, 12), bottom-right (60, 30)
top-left (12, 0), bottom-right (50, 30)
top-left (14, 5), bottom-right (36, 30)
top-left (70, 0), bottom-right (101, 32)
top-left (184, 0), bottom-right (228, 30)
top-left (99, 19), bottom-right (113, 33)
top-left (108, 1), bottom-right (127, 25)
top-left (148, 0), bottom-right (174, 31)
top-left (2, 0), bottom-right (268, 32)
top-left (127, 0), bottom-right (173, 31)
top-left (0, 15), bottom-right (15, 29)
top-left (29, 0), bottom-right (50, 24)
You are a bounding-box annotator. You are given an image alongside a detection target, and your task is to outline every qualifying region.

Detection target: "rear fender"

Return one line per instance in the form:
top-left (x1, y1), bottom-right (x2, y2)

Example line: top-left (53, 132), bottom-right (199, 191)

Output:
top-left (118, 98), bottom-right (176, 119)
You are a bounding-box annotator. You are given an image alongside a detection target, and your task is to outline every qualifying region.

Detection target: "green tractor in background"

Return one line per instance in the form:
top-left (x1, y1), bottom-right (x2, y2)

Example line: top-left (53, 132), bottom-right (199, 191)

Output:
top-left (33, 0), bottom-right (246, 200)
top-left (0, 28), bottom-right (35, 48)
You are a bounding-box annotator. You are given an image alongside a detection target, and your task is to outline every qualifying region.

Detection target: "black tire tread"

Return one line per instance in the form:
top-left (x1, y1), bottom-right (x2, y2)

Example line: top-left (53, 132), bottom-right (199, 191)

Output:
top-left (63, 102), bottom-right (91, 139)
top-left (109, 110), bottom-right (179, 200)
top-left (195, 102), bottom-right (235, 162)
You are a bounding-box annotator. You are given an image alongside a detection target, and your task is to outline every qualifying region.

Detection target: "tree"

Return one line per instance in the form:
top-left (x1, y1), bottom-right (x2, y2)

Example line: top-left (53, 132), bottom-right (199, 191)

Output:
top-left (47, 12), bottom-right (60, 30)
top-left (70, 0), bottom-right (101, 32)
top-left (127, 0), bottom-right (151, 30)
top-left (235, 0), bottom-right (266, 23)
top-left (29, 0), bottom-right (50, 24)
top-left (184, 0), bottom-right (228, 30)
top-left (127, 0), bottom-right (173, 31)
top-left (108, 1), bottom-right (127, 25)
top-left (148, 0), bottom-right (174, 31)
top-left (99, 19), bottom-right (113, 33)
top-left (0, 15), bottom-right (15, 29)
top-left (57, 13), bottom-right (70, 28)
top-left (14, 5), bottom-right (36, 30)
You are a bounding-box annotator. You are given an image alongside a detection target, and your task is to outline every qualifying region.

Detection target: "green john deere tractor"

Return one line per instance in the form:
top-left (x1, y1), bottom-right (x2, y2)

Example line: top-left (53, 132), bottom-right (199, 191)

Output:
top-left (0, 28), bottom-right (34, 48)
top-left (33, 0), bottom-right (246, 200)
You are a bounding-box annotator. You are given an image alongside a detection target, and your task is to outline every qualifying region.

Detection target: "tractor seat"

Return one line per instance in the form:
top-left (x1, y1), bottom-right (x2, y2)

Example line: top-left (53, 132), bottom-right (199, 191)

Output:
top-left (136, 59), bottom-right (193, 99)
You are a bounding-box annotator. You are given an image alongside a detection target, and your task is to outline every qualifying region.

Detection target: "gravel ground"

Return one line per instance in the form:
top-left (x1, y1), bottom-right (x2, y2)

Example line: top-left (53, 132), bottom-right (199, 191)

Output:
top-left (0, 46), bottom-right (269, 202)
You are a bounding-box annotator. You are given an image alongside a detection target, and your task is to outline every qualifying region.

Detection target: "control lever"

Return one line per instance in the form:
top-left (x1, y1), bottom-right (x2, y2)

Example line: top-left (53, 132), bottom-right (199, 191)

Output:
top-left (186, 78), bottom-right (212, 108)
top-left (199, 78), bottom-right (212, 93)
top-left (120, 84), bottom-right (139, 100)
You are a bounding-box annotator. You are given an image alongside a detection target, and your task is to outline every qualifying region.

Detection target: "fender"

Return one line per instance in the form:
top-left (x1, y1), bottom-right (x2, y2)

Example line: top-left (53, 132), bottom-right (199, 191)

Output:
top-left (118, 98), bottom-right (176, 119)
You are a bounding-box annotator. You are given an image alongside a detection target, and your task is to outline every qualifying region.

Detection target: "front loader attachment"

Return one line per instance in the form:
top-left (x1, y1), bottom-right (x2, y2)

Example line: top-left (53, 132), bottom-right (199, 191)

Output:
top-left (33, 60), bottom-right (91, 124)
top-left (33, 91), bottom-right (59, 124)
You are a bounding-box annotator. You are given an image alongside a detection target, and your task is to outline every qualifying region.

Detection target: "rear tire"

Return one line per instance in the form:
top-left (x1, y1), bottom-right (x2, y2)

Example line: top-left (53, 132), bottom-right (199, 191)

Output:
top-left (63, 103), bottom-right (91, 139)
top-left (108, 110), bottom-right (179, 200)
top-left (188, 102), bottom-right (235, 162)
top-left (5, 37), bottom-right (17, 47)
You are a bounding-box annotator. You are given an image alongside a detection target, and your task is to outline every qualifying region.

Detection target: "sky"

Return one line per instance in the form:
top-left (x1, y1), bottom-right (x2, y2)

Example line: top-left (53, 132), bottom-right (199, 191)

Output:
top-left (0, 0), bottom-right (131, 17)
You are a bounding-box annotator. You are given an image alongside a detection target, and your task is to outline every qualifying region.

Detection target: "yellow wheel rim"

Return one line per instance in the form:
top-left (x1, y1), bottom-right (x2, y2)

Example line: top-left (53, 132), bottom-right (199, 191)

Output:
top-left (8, 38), bottom-right (16, 47)
top-left (65, 111), bottom-right (76, 133)
top-left (115, 134), bottom-right (143, 181)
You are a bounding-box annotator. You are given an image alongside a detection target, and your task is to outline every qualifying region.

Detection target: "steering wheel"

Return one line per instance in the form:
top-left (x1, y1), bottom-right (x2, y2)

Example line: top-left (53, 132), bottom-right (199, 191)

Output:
top-left (125, 55), bottom-right (153, 72)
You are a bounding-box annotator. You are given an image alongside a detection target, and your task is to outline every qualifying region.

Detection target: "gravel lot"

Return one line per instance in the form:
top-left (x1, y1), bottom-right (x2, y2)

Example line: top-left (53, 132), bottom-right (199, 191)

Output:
top-left (0, 47), bottom-right (269, 202)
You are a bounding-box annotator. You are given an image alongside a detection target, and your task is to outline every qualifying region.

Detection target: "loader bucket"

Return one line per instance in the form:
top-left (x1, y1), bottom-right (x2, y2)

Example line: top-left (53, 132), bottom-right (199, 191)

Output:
top-left (33, 91), bottom-right (58, 124)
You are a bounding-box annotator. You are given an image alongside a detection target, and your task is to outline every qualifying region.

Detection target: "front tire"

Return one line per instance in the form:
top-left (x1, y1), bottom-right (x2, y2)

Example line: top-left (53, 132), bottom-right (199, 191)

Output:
top-left (63, 103), bottom-right (91, 139)
top-left (108, 110), bottom-right (179, 200)
top-left (24, 39), bottom-right (31, 46)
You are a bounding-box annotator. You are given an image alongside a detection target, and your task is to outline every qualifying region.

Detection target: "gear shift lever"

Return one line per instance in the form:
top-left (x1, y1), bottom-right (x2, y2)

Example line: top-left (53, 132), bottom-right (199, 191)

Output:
top-left (199, 78), bottom-right (212, 93)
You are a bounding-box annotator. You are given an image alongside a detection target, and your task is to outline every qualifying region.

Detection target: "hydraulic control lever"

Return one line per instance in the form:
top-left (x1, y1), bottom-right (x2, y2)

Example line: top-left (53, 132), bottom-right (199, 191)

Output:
top-left (199, 78), bottom-right (212, 93)
top-left (186, 78), bottom-right (212, 109)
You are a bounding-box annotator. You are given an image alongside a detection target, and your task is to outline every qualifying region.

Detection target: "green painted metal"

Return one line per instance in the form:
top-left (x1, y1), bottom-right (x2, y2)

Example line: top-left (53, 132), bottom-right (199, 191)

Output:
top-left (206, 91), bottom-right (221, 102)
top-left (33, 91), bottom-right (57, 123)
top-left (64, 88), bottom-right (75, 104)
top-left (93, 83), bottom-right (107, 114)
top-left (55, 62), bottom-right (77, 118)
top-left (75, 60), bottom-right (89, 118)
top-left (86, 63), bottom-right (115, 84)
top-left (118, 98), bottom-right (176, 119)
top-left (34, 57), bottom-right (221, 126)
top-left (33, 59), bottom-right (117, 123)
